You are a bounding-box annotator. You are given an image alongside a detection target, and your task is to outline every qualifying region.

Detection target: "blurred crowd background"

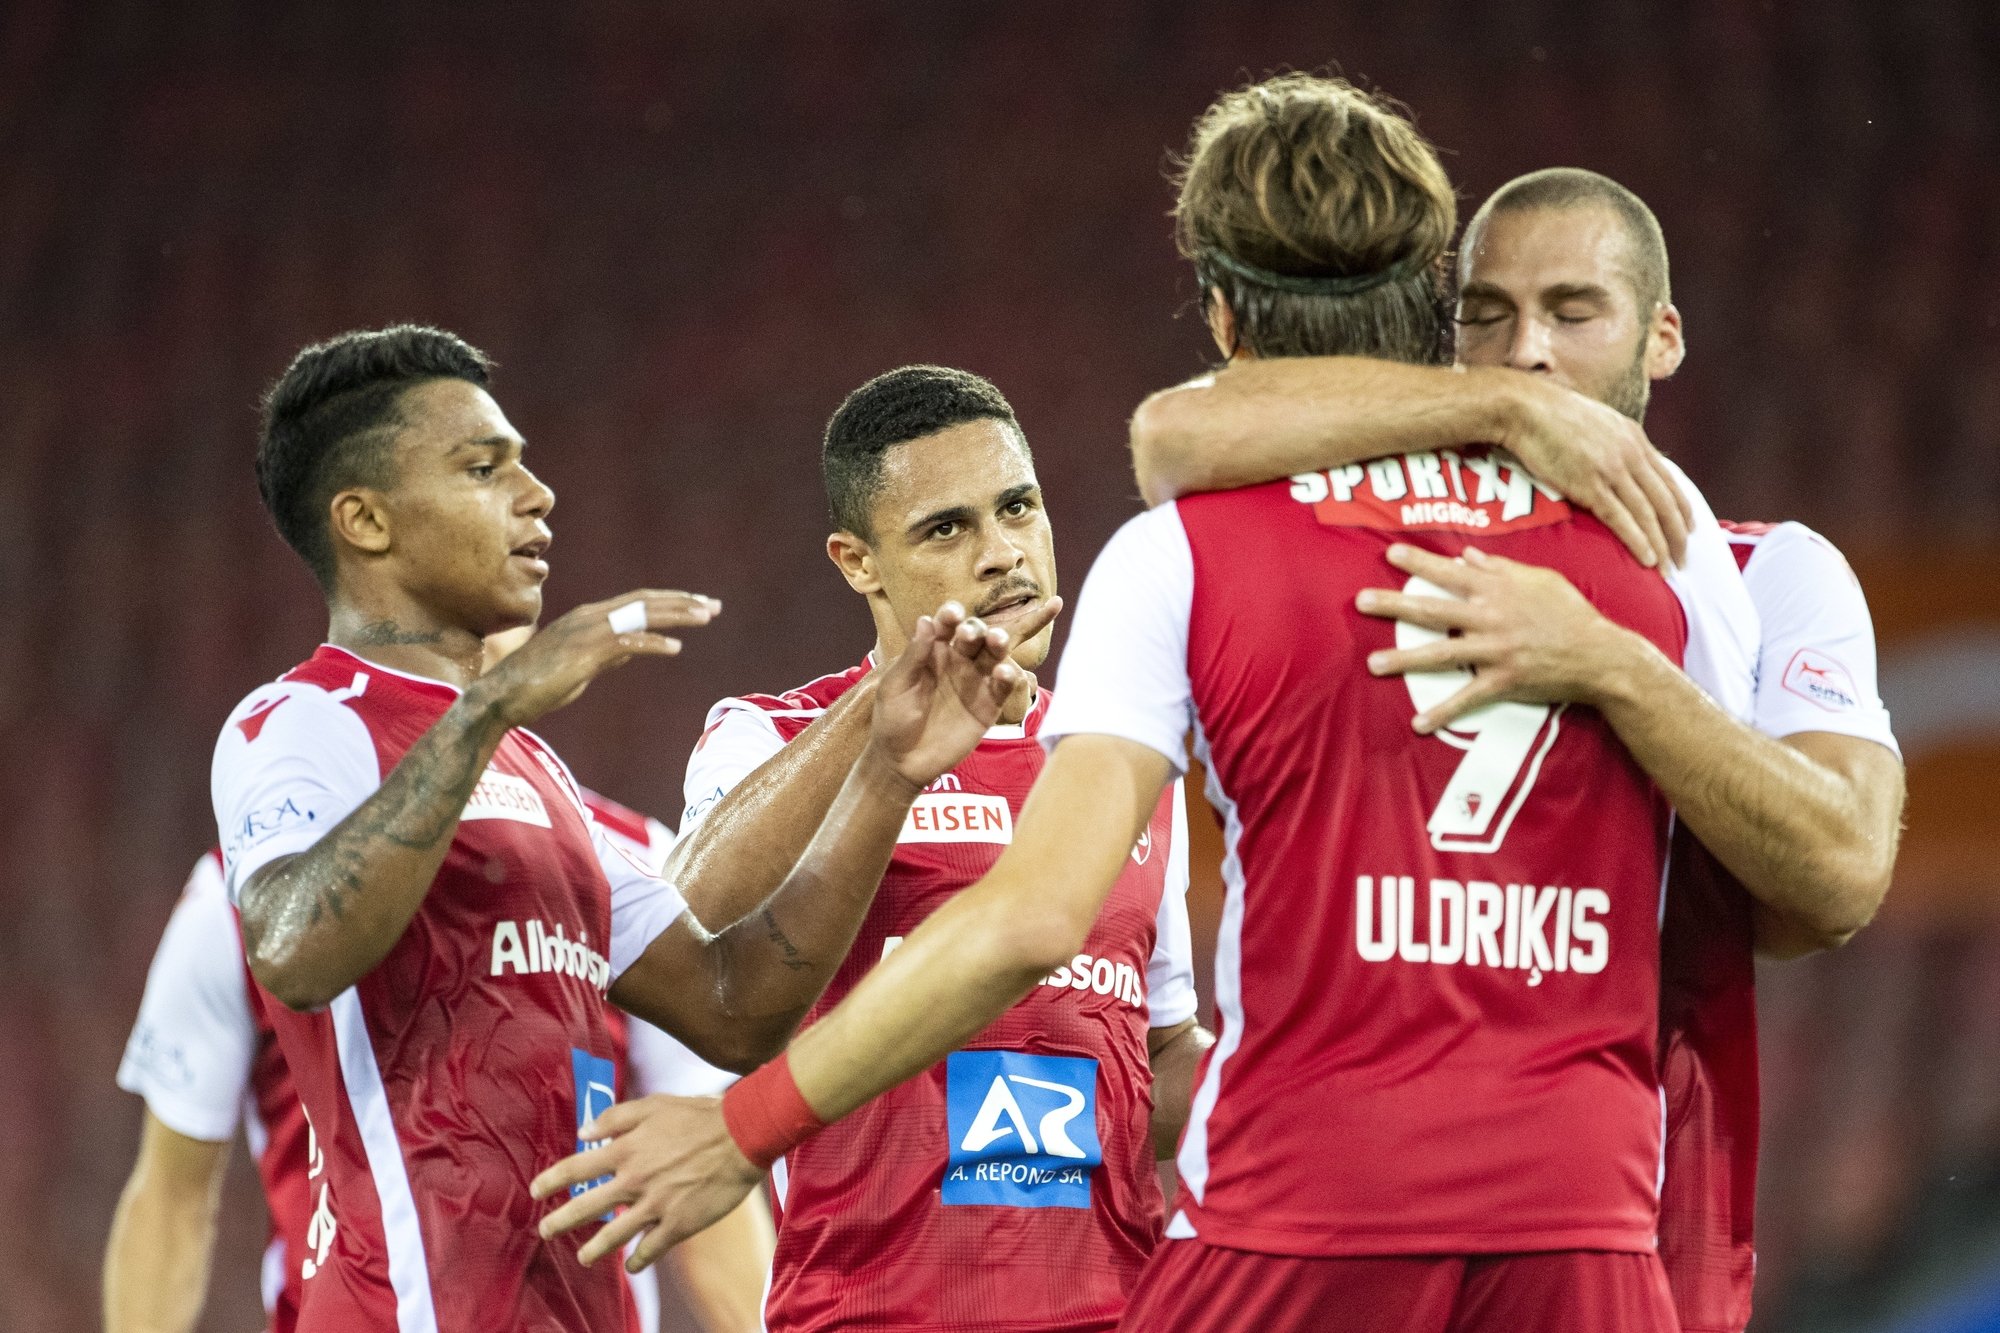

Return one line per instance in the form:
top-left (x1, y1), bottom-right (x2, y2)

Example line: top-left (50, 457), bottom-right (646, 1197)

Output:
top-left (2, 2), bottom-right (1995, 1329)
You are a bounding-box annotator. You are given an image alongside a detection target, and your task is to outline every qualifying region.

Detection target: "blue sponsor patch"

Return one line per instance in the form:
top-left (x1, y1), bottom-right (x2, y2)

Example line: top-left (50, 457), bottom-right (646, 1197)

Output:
top-left (570, 1048), bottom-right (617, 1204)
top-left (943, 1050), bottom-right (1100, 1209)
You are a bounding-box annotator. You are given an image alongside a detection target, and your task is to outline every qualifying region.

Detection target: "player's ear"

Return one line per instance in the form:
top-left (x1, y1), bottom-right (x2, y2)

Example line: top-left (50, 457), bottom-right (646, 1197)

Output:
top-left (1206, 287), bottom-right (1245, 361)
top-left (827, 530), bottom-right (882, 596)
top-left (1646, 303), bottom-right (1685, 381)
top-left (328, 488), bottom-right (393, 559)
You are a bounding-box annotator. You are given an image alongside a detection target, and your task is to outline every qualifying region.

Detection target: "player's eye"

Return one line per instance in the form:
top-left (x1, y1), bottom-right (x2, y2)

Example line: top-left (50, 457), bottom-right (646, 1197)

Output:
top-left (1454, 309), bottom-right (1506, 328)
top-left (471, 463), bottom-right (497, 479)
top-left (1001, 500), bottom-right (1031, 518)
top-left (930, 521), bottom-right (960, 540)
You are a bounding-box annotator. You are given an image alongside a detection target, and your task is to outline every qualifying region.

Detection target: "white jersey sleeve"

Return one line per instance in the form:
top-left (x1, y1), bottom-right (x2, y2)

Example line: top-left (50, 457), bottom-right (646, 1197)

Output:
top-left (115, 854), bottom-right (256, 1142)
top-left (1661, 462), bottom-right (1761, 724)
top-left (594, 812), bottom-right (678, 878)
top-left (1740, 524), bottom-right (1899, 754)
top-left (602, 835), bottom-right (691, 983)
top-left (1041, 504), bottom-right (1197, 772)
top-left (624, 1015), bottom-right (738, 1099)
top-left (1147, 781), bottom-right (1200, 1029)
top-left (680, 702), bottom-right (790, 831)
top-left (211, 680), bottom-right (381, 904)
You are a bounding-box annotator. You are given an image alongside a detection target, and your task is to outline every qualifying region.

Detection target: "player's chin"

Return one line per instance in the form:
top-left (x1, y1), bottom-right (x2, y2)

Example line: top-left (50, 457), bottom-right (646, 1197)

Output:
top-left (491, 584), bottom-right (544, 628)
top-left (1008, 629), bottom-right (1053, 673)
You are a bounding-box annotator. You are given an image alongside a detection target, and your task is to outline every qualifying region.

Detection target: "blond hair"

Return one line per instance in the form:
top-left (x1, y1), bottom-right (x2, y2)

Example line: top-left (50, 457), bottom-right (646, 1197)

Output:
top-left (1173, 74), bottom-right (1456, 363)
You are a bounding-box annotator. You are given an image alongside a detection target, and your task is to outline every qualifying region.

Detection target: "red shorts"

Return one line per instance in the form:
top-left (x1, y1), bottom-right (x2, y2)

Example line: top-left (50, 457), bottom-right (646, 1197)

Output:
top-left (1120, 1240), bottom-right (1678, 1333)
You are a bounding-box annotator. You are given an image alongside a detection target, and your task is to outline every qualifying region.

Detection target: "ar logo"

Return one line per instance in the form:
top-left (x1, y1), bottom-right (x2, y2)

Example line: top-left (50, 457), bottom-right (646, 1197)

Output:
top-left (570, 1049), bottom-right (618, 1215)
top-left (961, 1074), bottom-right (1091, 1159)
top-left (944, 1051), bottom-right (1101, 1209)
top-left (1396, 574), bottom-right (1565, 853)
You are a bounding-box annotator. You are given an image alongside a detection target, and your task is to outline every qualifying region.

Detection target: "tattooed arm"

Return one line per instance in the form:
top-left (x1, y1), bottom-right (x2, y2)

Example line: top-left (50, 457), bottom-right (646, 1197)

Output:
top-left (238, 695), bottom-right (513, 1010)
top-left (236, 591), bottom-right (720, 1011)
top-left (611, 743), bottom-right (930, 1071)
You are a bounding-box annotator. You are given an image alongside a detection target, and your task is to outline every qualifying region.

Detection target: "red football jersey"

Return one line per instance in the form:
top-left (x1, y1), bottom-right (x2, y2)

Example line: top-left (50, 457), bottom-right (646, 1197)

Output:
top-left (1657, 520), bottom-right (1899, 1333)
top-left (1042, 449), bottom-right (1758, 1258)
top-left (681, 661), bottom-right (1197, 1332)
top-left (211, 647), bottom-right (687, 1333)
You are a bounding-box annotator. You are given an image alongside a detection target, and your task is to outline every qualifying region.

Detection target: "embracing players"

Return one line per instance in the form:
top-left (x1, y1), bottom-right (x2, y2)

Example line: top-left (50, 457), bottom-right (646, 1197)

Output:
top-left (539, 75), bottom-right (1758, 1332)
top-left (1125, 165), bottom-right (1906, 1333)
top-left (211, 324), bottom-right (1028, 1331)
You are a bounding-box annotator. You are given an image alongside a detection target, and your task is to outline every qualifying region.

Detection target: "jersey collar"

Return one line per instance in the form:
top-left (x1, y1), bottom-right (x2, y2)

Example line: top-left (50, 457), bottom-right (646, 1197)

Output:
top-left (315, 643), bottom-right (464, 702)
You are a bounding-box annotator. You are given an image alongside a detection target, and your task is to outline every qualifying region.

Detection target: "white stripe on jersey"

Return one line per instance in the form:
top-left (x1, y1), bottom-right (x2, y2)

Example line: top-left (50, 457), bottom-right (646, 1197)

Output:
top-left (331, 989), bottom-right (439, 1333)
top-left (1171, 721), bottom-right (1249, 1224)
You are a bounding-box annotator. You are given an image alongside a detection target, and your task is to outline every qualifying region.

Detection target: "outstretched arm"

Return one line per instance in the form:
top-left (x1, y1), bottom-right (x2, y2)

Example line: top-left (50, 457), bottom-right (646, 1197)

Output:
top-left (535, 734), bottom-right (1174, 1266)
top-left (237, 591), bottom-right (718, 1010)
top-left (1130, 359), bottom-right (1689, 568)
top-left (610, 604), bottom-right (1038, 1072)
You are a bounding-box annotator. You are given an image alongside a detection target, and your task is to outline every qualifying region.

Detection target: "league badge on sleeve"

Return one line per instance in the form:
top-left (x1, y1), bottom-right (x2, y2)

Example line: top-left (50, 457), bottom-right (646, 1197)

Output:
top-left (1781, 648), bottom-right (1861, 713)
top-left (944, 1051), bottom-right (1100, 1209)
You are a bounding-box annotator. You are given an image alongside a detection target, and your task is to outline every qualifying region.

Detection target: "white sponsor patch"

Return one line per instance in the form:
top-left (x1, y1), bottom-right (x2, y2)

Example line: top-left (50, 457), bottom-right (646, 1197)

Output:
top-left (899, 792), bottom-right (1013, 844)
top-left (462, 770), bottom-right (552, 827)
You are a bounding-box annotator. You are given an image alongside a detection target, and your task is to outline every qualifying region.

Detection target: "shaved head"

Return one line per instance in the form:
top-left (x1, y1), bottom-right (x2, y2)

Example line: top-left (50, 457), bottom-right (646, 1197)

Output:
top-left (1462, 168), bottom-right (1670, 314)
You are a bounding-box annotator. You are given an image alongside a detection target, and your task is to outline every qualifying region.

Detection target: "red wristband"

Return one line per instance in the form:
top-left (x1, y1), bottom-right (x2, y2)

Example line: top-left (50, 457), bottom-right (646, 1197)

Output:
top-left (721, 1052), bottom-right (826, 1170)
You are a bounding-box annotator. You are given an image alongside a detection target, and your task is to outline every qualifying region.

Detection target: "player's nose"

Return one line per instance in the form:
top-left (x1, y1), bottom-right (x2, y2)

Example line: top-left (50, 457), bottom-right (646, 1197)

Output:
top-left (1507, 318), bottom-right (1555, 374)
top-left (974, 525), bottom-right (1026, 579)
top-left (518, 463), bottom-right (556, 518)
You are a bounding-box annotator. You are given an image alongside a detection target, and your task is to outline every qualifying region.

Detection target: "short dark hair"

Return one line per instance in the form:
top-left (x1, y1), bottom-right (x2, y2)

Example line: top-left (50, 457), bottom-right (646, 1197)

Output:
top-left (257, 325), bottom-right (494, 589)
top-left (1464, 168), bottom-right (1671, 311)
top-left (822, 365), bottom-right (1023, 537)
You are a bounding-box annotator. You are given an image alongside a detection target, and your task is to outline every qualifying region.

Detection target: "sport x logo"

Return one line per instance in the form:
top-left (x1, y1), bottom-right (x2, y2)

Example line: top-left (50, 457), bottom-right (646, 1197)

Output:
top-left (943, 1051), bottom-right (1100, 1209)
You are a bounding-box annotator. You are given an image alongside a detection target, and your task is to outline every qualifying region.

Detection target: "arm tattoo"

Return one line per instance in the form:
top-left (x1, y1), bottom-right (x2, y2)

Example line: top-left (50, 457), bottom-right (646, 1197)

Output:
top-left (243, 698), bottom-right (503, 994)
top-left (759, 907), bottom-right (811, 972)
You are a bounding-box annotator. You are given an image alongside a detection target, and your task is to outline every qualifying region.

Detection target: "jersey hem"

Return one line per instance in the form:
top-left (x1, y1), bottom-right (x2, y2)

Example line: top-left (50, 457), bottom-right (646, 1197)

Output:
top-left (116, 1076), bottom-right (239, 1143)
top-left (1038, 723), bottom-right (1189, 775)
top-left (1175, 1205), bottom-right (1658, 1257)
top-left (1763, 714), bottom-right (1902, 758)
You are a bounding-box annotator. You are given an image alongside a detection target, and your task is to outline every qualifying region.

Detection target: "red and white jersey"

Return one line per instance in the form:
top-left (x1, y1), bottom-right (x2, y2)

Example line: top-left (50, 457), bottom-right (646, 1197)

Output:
top-left (578, 790), bottom-right (740, 1103)
top-left (1658, 519), bottom-right (1898, 1333)
top-left (210, 645), bottom-right (688, 1333)
top-left (1043, 448), bottom-right (1757, 1259)
top-left (118, 849), bottom-right (312, 1333)
top-left (682, 660), bottom-right (1196, 1332)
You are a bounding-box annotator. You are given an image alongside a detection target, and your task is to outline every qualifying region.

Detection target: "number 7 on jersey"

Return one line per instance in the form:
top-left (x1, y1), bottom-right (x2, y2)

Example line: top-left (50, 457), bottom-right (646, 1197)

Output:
top-left (1396, 575), bottom-right (1565, 854)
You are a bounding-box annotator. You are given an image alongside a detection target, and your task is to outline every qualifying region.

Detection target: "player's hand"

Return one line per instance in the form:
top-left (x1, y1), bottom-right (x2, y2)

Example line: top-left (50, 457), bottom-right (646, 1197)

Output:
top-left (467, 591), bottom-right (721, 727)
top-left (865, 596), bottom-right (1063, 789)
top-left (1502, 377), bottom-right (1690, 570)
top-left (531, 1094), bottom-right (760, 1273)
top-left (1355, 544), bottom-right (1645, 731)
